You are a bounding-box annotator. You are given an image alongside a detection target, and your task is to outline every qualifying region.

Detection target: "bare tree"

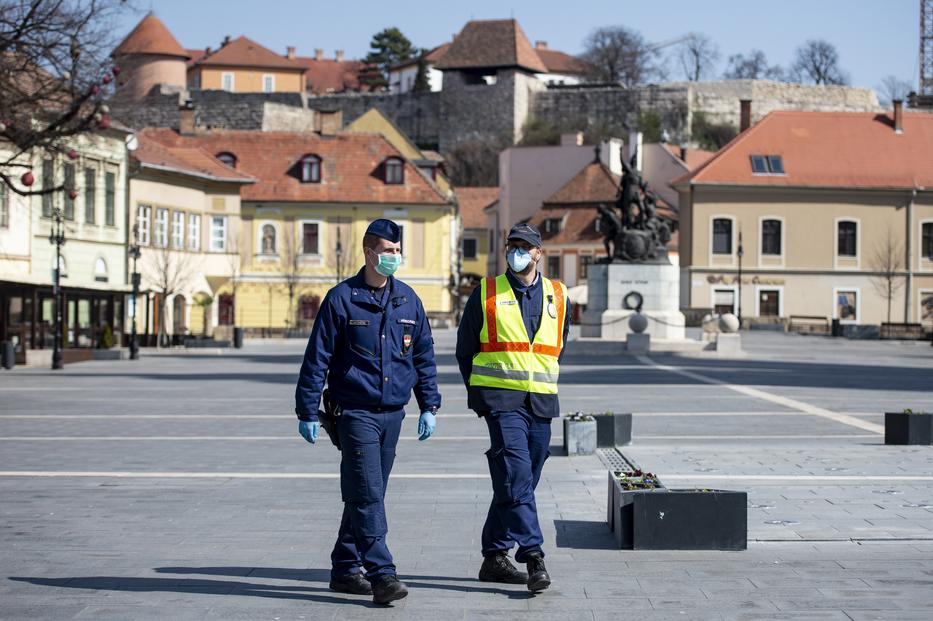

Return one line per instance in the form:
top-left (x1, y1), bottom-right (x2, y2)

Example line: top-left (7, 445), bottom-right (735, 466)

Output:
top-left (144, 244), bottom-right (195, 348)
top-left (444, 139), bottom-right (506, 187)
top-left (723, 50), bottom-right (785, 80)
top-left (281, 221), bottom-right (302, 330)
top-left (877, 75), bottom-right (914, 106)
top-left (869, 229), bottom-right (905, 324)
top-left (0, 0), bottom-right (132, 195)
top-left (225, 234), bottom-right (243, 328)
top-left (676, 32), bottom-right (720, 82)
top-left (580, 25), bottom-right (662, 86)
top-left (790, 39), bottom-right (849, 85)
top-left (330, 217), bottom-right (356, 284)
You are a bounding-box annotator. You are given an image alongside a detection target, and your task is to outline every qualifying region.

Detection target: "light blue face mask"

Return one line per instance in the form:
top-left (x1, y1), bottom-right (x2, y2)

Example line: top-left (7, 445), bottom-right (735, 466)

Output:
top-left (371, 251), bottom-right (401, 277)
top-left (507, 247), bottom-right (532, 273)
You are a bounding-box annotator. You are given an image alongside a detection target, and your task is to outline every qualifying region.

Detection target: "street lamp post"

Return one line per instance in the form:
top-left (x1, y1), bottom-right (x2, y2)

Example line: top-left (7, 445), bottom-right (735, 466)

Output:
top-left (736, 230), bottom-right (744, 327)
top-left (48, 208), bottom-right (66, 370)
top-left (128, 224), bottom-right (141, 360)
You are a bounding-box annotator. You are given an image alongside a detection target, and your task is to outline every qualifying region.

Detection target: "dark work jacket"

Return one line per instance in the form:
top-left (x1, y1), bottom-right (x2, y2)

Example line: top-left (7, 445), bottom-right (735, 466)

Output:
top-left (295, 268), bottom-right (441, 421)
top-left (455, 270), bottom-right (571, 418)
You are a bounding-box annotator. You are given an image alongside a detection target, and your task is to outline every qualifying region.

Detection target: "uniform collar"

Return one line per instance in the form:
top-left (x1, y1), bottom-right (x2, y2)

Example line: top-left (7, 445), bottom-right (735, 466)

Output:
top-left (350, 267), bottom-right (397, 308)
top-left (506, 269), bottom-right (540, 295)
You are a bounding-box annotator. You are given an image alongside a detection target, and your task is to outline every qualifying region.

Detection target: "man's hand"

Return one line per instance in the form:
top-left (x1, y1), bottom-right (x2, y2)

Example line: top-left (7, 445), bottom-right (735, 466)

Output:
top-left (417, 411), bottom-right (436, 441)
top-left (298, 420), bottom-right (319, 444)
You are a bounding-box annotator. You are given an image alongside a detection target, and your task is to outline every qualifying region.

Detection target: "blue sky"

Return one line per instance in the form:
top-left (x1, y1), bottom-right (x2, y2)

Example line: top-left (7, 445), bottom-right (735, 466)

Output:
top-left (120, 0), bottom-right (919, 93)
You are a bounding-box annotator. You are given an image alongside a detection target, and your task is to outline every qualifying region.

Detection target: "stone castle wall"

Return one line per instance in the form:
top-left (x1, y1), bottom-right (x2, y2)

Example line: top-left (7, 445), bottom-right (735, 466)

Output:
top-left (307, 91), bottom-right (441, 148)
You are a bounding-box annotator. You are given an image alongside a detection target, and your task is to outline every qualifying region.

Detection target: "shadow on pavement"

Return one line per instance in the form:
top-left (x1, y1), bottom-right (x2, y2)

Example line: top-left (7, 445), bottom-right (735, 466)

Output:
top-left (553, 519), bottom-right (617, 551)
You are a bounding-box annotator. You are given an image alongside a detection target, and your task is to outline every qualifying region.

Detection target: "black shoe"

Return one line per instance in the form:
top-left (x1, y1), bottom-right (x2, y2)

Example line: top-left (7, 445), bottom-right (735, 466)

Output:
top-left (479, 552), bottom-right (528, 584)
top-left (329, 572), bottom-right (372, 595)
top-left (525, 552), bottom-right (551, 592)
top-left (372, 575), bottom-right (409, 605)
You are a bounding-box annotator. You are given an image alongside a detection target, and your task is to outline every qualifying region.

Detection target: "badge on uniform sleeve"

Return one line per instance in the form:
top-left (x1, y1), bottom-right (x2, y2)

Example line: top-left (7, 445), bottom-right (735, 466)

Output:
top-left (402, 333), bottom-right (413, 353)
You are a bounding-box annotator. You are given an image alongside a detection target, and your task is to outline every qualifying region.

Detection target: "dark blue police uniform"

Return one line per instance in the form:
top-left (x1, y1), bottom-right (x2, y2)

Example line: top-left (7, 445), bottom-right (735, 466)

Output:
top-left (296, 264), bottom-right (440, 583)
top-left (456, 269), bottom-right (571, 562)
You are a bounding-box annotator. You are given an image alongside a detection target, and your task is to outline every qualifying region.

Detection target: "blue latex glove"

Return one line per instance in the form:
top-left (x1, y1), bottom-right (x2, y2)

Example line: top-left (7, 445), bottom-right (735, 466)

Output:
top-left (298, 420), bottom-right (319, 444)
top-left (417, 411), bottom-right (436, 441)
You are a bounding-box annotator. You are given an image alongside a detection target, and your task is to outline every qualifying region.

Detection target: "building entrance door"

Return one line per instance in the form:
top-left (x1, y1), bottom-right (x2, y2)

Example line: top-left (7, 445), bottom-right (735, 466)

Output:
top-left (758, 289), bottom-right (780, 317)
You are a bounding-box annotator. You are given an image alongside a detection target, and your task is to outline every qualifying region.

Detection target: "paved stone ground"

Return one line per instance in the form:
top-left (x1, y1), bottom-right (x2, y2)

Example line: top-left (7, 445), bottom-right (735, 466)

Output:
top-left (0, 329), bottom-right (932, 620)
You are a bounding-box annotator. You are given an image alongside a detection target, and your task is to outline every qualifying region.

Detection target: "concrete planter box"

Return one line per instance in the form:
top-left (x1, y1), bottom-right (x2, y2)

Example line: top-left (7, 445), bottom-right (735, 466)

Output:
top-left (563, 417), bottom-right (597, 455)
top-left (885, 412), bottom-right (933, 445)
top-left (594, 413), bottom-right (632, 447)
top-left (608, 472), bottom-right (746, 550)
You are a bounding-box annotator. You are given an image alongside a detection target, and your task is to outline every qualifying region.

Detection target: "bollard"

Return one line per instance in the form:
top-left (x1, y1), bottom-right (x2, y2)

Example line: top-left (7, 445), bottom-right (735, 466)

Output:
top-left (233, 327), bottom-right (244, 349)
top-left (1, 341), bottom-right (14, 370)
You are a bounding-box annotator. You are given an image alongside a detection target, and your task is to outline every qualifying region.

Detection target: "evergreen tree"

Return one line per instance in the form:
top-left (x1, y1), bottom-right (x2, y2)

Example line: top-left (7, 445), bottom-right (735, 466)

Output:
top-left (412, 53), bottom-right (431, 92)
top-left (360, 27), bottom-right (416, 89)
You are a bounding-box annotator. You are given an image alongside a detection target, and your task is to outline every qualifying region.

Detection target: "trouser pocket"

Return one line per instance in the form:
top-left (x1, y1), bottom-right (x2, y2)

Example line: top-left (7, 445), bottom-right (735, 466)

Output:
top-left (486, 447), bottom-right (514, 504)
top-left (341, 445), bottom-right (382, 504)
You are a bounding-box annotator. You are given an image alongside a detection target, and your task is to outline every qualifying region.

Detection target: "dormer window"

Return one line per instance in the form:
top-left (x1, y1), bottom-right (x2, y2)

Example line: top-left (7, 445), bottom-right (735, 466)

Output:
top-left (544, 217), bottom-right (562, 234)
top-left (300, 155), bottom-right (321, 183)
top-left (384, 157), bottom-right (404, 184)
top-left (750, 155), bottom-right (784, 175)
top-left (216, 152), bottom-right (237, 168)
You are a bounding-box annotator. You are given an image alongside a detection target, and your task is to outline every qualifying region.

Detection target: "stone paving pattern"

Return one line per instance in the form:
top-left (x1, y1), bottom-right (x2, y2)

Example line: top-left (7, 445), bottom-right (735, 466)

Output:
top-left (0, 330), bottom-right (932, 619)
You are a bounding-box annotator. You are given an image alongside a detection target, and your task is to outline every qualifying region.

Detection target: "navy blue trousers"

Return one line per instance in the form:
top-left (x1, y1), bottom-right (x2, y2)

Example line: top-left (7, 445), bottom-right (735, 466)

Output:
top-left (330, 408), bottom-right (404, 582)
top-left (482, 404), bottom-right (552, 562)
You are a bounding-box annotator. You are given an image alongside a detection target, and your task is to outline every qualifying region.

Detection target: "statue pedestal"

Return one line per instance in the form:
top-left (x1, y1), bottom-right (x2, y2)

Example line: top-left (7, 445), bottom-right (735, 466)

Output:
top-left (581, 262), bottom-right (685, 341)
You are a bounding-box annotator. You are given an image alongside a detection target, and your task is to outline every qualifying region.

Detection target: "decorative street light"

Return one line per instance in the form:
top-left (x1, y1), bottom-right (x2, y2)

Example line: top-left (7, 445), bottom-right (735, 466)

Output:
top-left (48, 207), bottom-right (66, 370)
top-left (128, 224), bottom-right (141, 360)
top-left (736, 230), bottom-right (744, 326)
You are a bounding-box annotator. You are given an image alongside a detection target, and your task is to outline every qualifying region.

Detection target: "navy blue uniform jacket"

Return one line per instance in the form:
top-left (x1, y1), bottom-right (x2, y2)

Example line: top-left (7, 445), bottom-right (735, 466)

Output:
top-left (295, 268), bottom-right (441, 421)
top-left (455, 271), bottom-right (572, 418)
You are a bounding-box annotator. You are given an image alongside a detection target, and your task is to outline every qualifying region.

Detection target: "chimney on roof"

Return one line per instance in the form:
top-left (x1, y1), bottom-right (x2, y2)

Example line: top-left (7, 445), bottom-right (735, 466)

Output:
top-left (535, 41), bottom-right (548, 49)
top-left (679, 144), bottom-right (688, 162)
top-left (739, 99), bottom-right (752, 132)
top-left (893, 99), bottom-right (904, 134)
top-left (335, 50), bottom-right (345, 62)
top-left (560, 131), bottom-right (583, 146)
top-left (314, 48), bottom-right (323, 61)
top-left (204, 46), bottom-right (212, 56)
top-left (286, 46), bottom-right (296, 60)
top-left (221, 35), bottom-right (230, 47)
top-left (315, 109), bottom-right (343, 136)
top-left (179, 100), bottom-right (196, 135)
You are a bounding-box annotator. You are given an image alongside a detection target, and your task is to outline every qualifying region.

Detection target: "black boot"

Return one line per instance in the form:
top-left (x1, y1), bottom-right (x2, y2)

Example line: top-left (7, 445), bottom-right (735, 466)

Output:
top-left (329, 572), bottom-right (372, 595)
top-left (479, 552), bottom-right (528, 584)
top-left (372, 575), bottom-right (409, 605)
top-left (525, 552), bottom-right (551, 592)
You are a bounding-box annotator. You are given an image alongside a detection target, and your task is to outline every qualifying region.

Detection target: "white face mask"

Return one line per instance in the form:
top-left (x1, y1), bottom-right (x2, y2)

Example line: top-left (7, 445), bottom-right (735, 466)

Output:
top-left (507, 247), bottom-right (533, 272)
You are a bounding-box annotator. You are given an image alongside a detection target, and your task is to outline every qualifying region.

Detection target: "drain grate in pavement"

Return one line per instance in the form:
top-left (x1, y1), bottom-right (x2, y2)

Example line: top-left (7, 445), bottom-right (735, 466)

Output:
top-left (596, 447), bottom-right (640, 472)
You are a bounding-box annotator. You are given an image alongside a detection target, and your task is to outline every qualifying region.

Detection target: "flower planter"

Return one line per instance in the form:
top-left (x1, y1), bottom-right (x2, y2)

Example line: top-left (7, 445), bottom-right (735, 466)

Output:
top-left (563, 415), bottom-right (597, 455)
top-left (594, 412), bottom-right (632, 447)
top-left (607, 472), bottom-right (746, 550)
top-left (885, 412), bottom-right (933, 445)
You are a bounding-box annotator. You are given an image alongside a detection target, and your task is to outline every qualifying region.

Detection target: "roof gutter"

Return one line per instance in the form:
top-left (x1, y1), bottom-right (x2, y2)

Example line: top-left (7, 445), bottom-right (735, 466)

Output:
top-left (138, 161), bottom-right (255, 184)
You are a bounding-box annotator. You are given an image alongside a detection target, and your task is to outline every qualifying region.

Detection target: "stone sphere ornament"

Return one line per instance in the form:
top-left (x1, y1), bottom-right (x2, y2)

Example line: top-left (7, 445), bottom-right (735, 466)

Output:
top-left (701, 314), bottom-right (719, 333)
top-left (719, 313), bottom-right (740, 333)
top-left (628, 312), bottom-right (648, 334)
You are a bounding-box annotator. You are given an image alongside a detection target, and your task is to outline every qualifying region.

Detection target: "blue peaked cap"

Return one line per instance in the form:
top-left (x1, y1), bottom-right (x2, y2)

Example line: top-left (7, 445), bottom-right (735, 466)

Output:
top-left (365, 218), bottom-right (401, 243)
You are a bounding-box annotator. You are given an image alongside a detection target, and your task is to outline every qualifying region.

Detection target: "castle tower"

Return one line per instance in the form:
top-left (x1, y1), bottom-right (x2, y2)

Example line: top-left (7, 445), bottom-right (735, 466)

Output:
top-left (112, 13), bottom-right (190, 101)
top-left (434, 19), bottom-right (547, 151)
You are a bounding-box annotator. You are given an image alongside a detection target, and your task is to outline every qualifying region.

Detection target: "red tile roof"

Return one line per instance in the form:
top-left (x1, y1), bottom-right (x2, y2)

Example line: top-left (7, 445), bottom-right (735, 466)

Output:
top-left (292, 56), bottom-right (364, 94)
top-left (674, 110), bottom-right (933, 190)
top-left (194, 36), bottom-right (303, 71)
top-left (529, 205), bottom-right (602, 245)
top-left (140, 128), bottom-right (448, 205)
top-left (134, 129), bottom-right (255, 183)
top-left (544, 162), bottom-right (620, 205)
top-left (457, 187), bottom-right (498, 228)
top-left (662, 143), bottom-right (716, 171)
top-left (185, 48), bottom-right (209, 68)
top-left (392, 43), bottom-right (452, 71)
top-left (535, 49), bottom-right (591, 76)
top-left (114, 14), bottom-right (189, 59)
top-left (435, 19), bottom-right (547, 73)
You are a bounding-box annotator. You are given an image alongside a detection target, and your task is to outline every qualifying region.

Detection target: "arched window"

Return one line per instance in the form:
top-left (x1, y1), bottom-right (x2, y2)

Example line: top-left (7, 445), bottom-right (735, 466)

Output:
top-left (300, 155), bottom-right (321, 183)
top-left (94, 257), bottom-right (108, 282)
top-left (216, 152), bottom-right (237, 168)
top-left (384, 157), bottom-right (404, 184)
top-left (173, 294), bottom-right (186, 334)
top-left (261, 224), bottom-right (276, 254)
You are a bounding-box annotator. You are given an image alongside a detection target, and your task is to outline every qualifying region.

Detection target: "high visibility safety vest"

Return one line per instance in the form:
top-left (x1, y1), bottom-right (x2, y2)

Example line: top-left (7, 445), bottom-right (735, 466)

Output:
top-left (469, 274), bottom-right (567, 394)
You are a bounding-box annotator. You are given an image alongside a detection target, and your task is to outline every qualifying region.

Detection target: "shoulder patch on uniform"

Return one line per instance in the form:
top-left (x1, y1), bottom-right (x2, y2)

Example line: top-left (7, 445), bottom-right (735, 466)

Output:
top-left (349, 319), bottom-right (370, 326)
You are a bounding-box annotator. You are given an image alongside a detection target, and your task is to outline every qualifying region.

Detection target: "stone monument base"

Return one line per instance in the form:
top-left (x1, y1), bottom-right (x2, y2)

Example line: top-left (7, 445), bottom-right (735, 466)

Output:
top-left (581, 263), bottom-right (686, 341)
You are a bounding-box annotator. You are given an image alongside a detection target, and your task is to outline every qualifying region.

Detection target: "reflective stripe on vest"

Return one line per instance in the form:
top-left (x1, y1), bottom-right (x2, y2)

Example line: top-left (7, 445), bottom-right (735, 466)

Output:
top-left (469, 274), bottom-right (566, 394)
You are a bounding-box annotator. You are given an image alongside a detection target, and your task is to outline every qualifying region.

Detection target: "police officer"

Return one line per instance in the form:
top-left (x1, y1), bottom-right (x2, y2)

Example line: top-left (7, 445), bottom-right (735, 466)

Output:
top-left (295, 218), bottom-right (441, 605)
top-left (455, 222), bottom-right (570, 593)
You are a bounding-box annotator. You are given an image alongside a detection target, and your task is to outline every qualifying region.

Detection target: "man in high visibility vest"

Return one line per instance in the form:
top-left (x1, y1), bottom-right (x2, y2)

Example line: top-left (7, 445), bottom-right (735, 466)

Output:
top-left (455, 222), bottom-right (571, 593)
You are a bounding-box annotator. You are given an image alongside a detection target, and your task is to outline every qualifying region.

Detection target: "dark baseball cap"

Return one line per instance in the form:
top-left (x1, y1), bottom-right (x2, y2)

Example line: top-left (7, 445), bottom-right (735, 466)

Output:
top-left (365, 218), bottom-right (401, 243)
top-left (506, 222), bottom-right (541, 248)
